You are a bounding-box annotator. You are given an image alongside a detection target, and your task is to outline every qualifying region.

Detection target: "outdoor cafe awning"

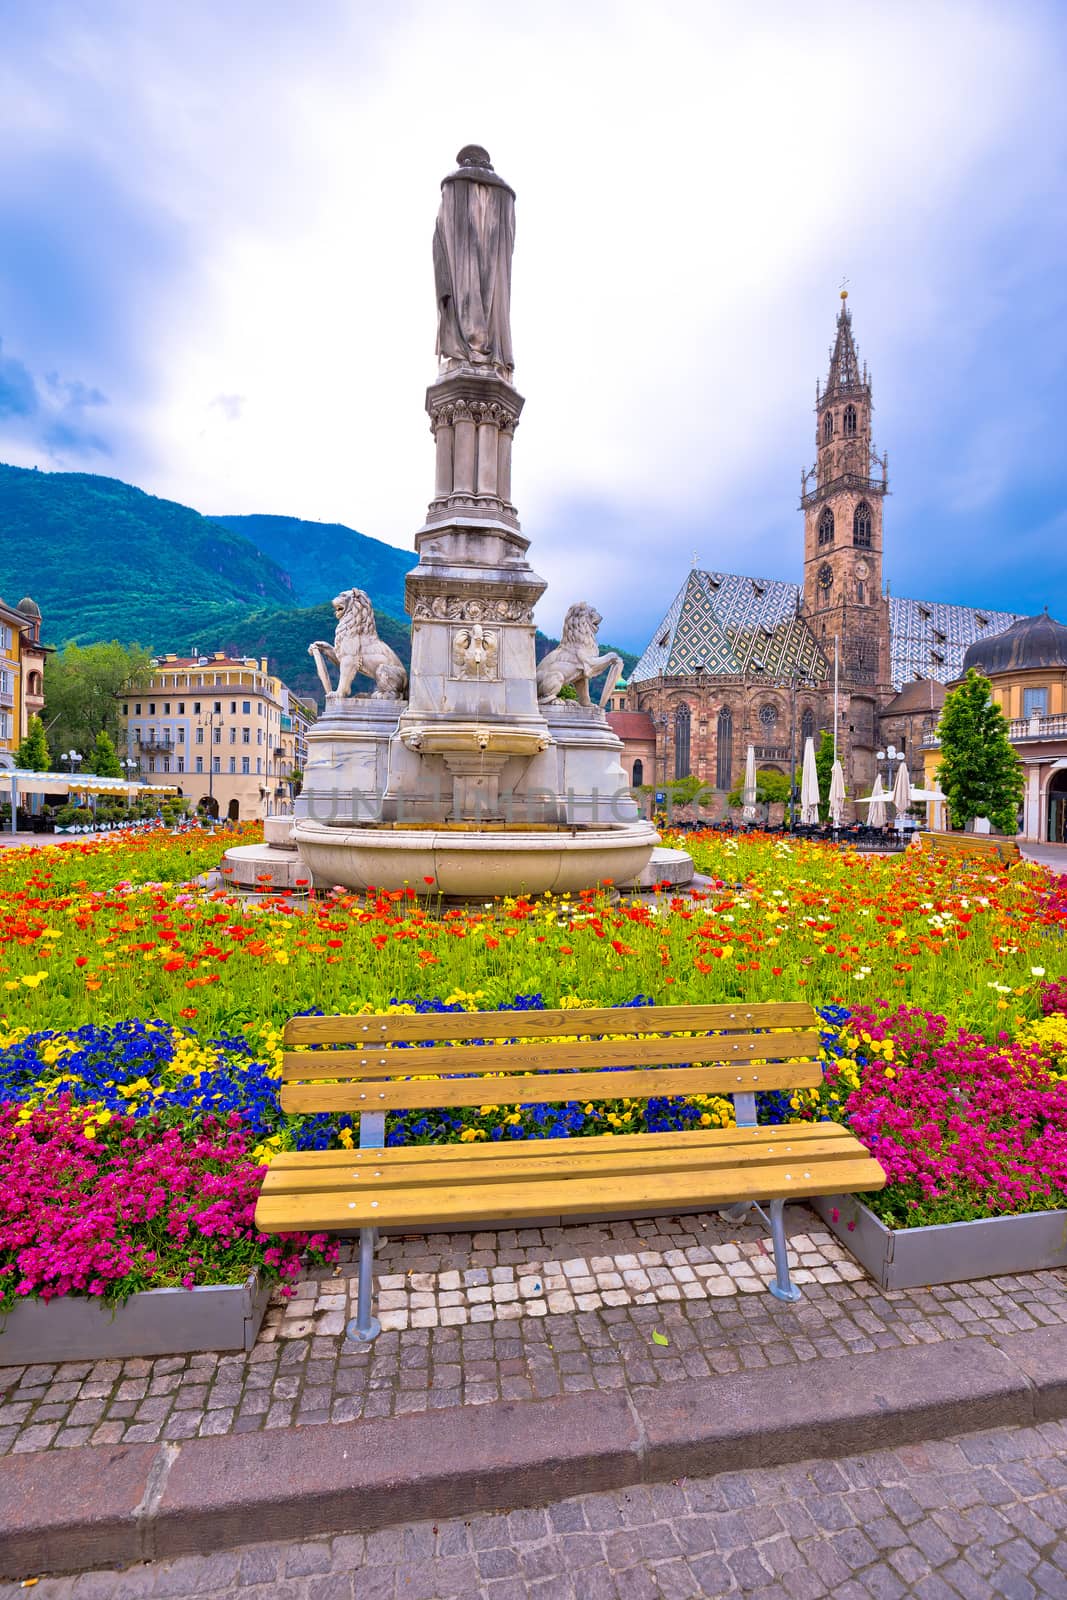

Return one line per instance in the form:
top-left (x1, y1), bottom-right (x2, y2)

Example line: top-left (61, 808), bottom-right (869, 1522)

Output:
top-left (4, 768), bottom-right (179, 800)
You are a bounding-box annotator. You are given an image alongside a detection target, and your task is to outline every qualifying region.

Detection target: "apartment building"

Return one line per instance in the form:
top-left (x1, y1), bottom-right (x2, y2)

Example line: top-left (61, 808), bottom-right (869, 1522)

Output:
top-left (0, 595), bottom-right (47, 763)
top-left (121, 652), bottom-right (298, 820)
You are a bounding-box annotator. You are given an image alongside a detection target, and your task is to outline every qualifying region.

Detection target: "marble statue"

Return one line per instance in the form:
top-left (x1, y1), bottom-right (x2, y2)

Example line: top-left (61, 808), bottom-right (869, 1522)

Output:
top-left (434, 145), bottom-right (515, 377)
top-left (451, 624), bottom-right (499, 680)
top-left (536, 603), bottom-right (623, 710)
top-left (309, 589), bottom-right (408, 700)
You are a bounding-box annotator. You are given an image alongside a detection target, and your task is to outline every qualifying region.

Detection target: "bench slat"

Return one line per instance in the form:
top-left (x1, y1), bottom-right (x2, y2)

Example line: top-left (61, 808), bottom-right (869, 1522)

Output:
top-left (283, 1001), bottom-right (817, 1046)
top-left (255, 1154), bottom-right (885, 1233)
top-left (281, 1029), bottom-right (823, 1083)
top-left (263, 1120), bottom-right (856, 1173)
top-left (279, 1060), bottom-right (824, 1114)
top-left (260, 1132), bottom-right (868, 1197)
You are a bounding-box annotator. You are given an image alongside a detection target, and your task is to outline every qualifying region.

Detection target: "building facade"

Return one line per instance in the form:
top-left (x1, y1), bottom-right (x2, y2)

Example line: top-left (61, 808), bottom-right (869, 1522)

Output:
top-left (625, 297), bottom-right (1022, 804)
top-left (922, 612), bottom-right (1067, 843)
top-left (121, 653), bottom-right (301, 820)
top-left (0, 595), bottom-right (47, 764)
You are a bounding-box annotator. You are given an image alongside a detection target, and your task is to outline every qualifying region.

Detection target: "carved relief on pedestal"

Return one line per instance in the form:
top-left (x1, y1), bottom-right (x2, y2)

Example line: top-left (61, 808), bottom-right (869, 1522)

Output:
top-left (450, 624), bottom-right (499, 681)
top-left (411, 594), bottom-right (533, 624)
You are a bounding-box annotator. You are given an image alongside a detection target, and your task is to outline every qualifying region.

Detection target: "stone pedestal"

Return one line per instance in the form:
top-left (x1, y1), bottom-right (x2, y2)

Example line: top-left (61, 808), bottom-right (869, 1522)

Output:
top-left (294, 699), bottom-right (406, 826)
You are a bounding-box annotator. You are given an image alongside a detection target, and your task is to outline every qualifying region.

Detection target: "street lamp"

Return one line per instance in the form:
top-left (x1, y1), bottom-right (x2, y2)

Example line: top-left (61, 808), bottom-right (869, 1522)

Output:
top-left (197, 712), bottom-right (218, 818)
top-left (876, 744), bottom-right (906, 788)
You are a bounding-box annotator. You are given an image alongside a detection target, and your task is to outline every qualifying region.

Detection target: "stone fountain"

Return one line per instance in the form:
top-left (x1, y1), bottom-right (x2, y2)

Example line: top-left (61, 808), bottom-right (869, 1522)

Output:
top-left (231, 146), bottom-right (660, 898)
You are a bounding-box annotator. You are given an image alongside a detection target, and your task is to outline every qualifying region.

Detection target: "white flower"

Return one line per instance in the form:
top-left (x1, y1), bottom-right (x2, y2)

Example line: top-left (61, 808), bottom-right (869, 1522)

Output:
top-left (1031, 967), bottom-right (1046, 978)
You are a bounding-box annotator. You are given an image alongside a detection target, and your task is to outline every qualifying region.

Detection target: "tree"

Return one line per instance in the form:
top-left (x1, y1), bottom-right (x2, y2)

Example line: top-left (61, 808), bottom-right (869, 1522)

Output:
top-left (936, 668), bottom-right (1023, 833)
top-left (814, 729), bottom-right (836, 822)
top-left (727, 768), bottom-right (791, 808)
top-left (42, 640), bottom-right (152, 760)
top-left (85, 729), bottom-right (123, 778)
top-left (14, 715), bottom-right (49, 772)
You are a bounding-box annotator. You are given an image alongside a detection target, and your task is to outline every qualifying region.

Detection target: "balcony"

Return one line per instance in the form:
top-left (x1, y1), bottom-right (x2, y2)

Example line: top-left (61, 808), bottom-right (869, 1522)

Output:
top-left (923, 712), bottom-right (1067, 750)
top-left (0, 688), bottom-right (13, 709)
top-left (800, 471), bottom-right (889, 509)
top-left (753, 744), bottom-right (791, 762)
top-left (138, 737), bottom-right (177, 756)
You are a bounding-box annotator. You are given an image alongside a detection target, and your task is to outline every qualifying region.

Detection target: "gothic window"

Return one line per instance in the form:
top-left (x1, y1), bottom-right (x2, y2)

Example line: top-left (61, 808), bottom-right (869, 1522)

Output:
top-left (801, 708), bottom-right (815, 744)
top-left (843, 404), bottom-right (857, 437)
top-left (716, 706), bottom-right (733, 790)
top-left (853, 502), bottom-right (872, 547)
top-left (758, 703), bottom-right (779, 729)
top-left (857, 581), bottom-right (866, 606)
top-left (818, 507), bottom-right (835, 547)
top-left (632, 758), bottom-right (644, 787)
top-left (822, 411), bottom-right (833, 441)
top-left (673, 705), bottom-right (691, 780)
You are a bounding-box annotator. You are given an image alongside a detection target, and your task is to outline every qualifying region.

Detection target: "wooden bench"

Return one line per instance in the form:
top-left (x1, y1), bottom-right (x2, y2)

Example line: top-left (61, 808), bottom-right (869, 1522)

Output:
top-left (917, 831), bottom-right (1021, 866)
top-left (255, 1001), bottom-right (885, 1341)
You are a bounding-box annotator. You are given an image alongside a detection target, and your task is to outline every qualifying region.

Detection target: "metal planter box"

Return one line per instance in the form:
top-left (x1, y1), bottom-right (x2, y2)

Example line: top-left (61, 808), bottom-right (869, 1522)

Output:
top-left (0, 1275), bottom-right (271, 1366)
top-left (812, 1195), bottom-right (1067, 1290)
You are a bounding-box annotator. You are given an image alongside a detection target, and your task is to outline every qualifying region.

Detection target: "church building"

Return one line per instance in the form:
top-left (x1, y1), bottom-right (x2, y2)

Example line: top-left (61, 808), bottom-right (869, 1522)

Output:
top-left (621, 295), bottom-right (1020, 800)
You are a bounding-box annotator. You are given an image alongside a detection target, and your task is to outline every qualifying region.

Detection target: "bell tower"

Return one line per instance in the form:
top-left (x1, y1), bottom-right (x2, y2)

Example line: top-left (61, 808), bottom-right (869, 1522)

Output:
top-left (800, 293), bottom-right (890, 692)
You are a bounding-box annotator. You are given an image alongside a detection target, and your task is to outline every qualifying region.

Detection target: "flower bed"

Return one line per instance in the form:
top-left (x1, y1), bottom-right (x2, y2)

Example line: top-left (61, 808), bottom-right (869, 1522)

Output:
top-left (0, 826), bottom-right (1065, 1322)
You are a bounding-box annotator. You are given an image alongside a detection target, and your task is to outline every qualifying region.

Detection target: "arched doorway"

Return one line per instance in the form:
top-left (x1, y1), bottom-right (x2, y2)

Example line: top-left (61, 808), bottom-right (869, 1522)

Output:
top-left (632, 758), bottom-right (644, 787)
top-left (227, 798), bottom-right (240, 822)
top-left (197, 795), bottom-right (219, 819)
top-left (1048, 769), bottom-right (1067, 843)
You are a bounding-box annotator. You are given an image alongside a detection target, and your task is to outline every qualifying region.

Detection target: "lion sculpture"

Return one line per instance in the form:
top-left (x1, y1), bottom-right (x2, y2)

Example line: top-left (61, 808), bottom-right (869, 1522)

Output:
top-left (308, 588), bottom-right (408, 700)
top-left (535, 602), bottom-right (623, 709)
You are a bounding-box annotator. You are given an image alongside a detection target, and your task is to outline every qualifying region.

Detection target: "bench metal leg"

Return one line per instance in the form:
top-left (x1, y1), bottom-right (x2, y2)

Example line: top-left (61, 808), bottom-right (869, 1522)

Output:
top-left (345, 1109), bottom-right (387, 1343)
top-left (346, 1228), bottom-right (382, 1343)
top-left (766, 1198), bottom-right (801, 1303)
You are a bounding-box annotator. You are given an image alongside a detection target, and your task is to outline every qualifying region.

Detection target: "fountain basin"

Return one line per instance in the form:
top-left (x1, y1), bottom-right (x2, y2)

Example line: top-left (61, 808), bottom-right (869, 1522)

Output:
top-left (291, 817), bottom-right (659, 898)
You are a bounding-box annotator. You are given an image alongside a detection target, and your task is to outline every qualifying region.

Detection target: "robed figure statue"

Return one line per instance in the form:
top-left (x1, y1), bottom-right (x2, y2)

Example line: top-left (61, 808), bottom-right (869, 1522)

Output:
top-left (433, 146), bottom-right (515, 379)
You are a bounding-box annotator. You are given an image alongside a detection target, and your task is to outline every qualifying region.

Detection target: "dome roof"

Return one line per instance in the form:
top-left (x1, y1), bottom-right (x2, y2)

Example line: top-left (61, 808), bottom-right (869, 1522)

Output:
top-left (16, 596), bottom-right (40, 619)
top-left (961, 610), bottom-right (1067, 677)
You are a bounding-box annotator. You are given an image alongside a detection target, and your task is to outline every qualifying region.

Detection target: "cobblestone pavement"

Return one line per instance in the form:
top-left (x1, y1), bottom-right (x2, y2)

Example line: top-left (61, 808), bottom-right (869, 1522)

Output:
top-left (7, 1418), bottom-right (1067, 1597)
top-left (2, 1206), bottom-right (1067, 1457)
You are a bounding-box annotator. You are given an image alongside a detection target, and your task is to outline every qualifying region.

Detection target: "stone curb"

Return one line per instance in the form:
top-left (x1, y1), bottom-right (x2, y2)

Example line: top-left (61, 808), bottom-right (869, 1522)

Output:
top-left (2, 1327), bottom-right (1066, 1582)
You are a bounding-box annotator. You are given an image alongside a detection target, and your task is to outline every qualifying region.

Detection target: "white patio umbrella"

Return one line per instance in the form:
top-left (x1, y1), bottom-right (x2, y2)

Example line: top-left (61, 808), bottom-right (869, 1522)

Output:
top-left (867, 774), bottom-right (887, 829)
top-left (741, 744), bottom-right (757, 821)
top-left (800, 736), bottom-right (820, 825)
top-left (828, 760), bottom-right (846, 828)
top-left (891, 759), bottom-right (912, 821)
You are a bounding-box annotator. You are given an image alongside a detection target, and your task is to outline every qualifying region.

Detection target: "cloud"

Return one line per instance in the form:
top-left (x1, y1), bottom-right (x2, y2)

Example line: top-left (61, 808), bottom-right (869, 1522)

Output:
top-left (0, 0), bottom-right (1064, 645)
top-left (210, 394), bottom-right (245, 422)
top-left (0, 342), bottom-right (36, 419)
top-left (0, 335), bottom-right (111, 459)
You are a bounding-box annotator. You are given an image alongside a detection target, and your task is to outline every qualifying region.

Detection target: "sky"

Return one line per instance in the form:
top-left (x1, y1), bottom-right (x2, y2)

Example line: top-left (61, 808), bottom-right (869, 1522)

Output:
top-left (0, 0), bottom-right (1065, 649)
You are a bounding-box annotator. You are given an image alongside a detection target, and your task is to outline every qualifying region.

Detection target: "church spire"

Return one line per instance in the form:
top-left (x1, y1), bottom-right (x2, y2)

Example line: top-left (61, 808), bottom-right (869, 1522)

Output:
top-left (819, 291), bottom-right (866, 402)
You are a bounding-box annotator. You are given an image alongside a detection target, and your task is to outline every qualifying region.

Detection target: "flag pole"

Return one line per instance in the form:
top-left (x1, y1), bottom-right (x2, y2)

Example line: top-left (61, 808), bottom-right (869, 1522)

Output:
top-left (833, 635), bottom-right (839, 766)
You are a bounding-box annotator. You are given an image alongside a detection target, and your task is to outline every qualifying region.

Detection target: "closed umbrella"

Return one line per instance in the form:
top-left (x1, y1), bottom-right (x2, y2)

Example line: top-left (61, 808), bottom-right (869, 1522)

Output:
top-left (800, 736), bottom-right (820, 825)
top-left (867, 774), bottom-right (887, 829)
top-left (891, 759), bottom-right (912, 822)
top-left (828, 760), bottom-right (846, 827)
top-left (742, 744), bottom-right (757, 821)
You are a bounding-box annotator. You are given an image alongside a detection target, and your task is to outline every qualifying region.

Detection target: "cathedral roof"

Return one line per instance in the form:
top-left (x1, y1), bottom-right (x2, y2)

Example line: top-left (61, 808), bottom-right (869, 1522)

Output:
top-left (631, 570), bottom-right (827, 684)
top-left (633, 570), bottom-right (1023, 692)
top-left (889, 595), bottom-right (1022, 687)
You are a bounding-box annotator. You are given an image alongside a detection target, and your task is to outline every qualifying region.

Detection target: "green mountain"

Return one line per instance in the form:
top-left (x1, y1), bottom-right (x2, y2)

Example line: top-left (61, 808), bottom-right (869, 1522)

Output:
top-left (0, 464), bottom-right (296, 646)
top-left (213, 513), bottom-right (415, 616)
top-left (0, 461), bottom-right (637, 703)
